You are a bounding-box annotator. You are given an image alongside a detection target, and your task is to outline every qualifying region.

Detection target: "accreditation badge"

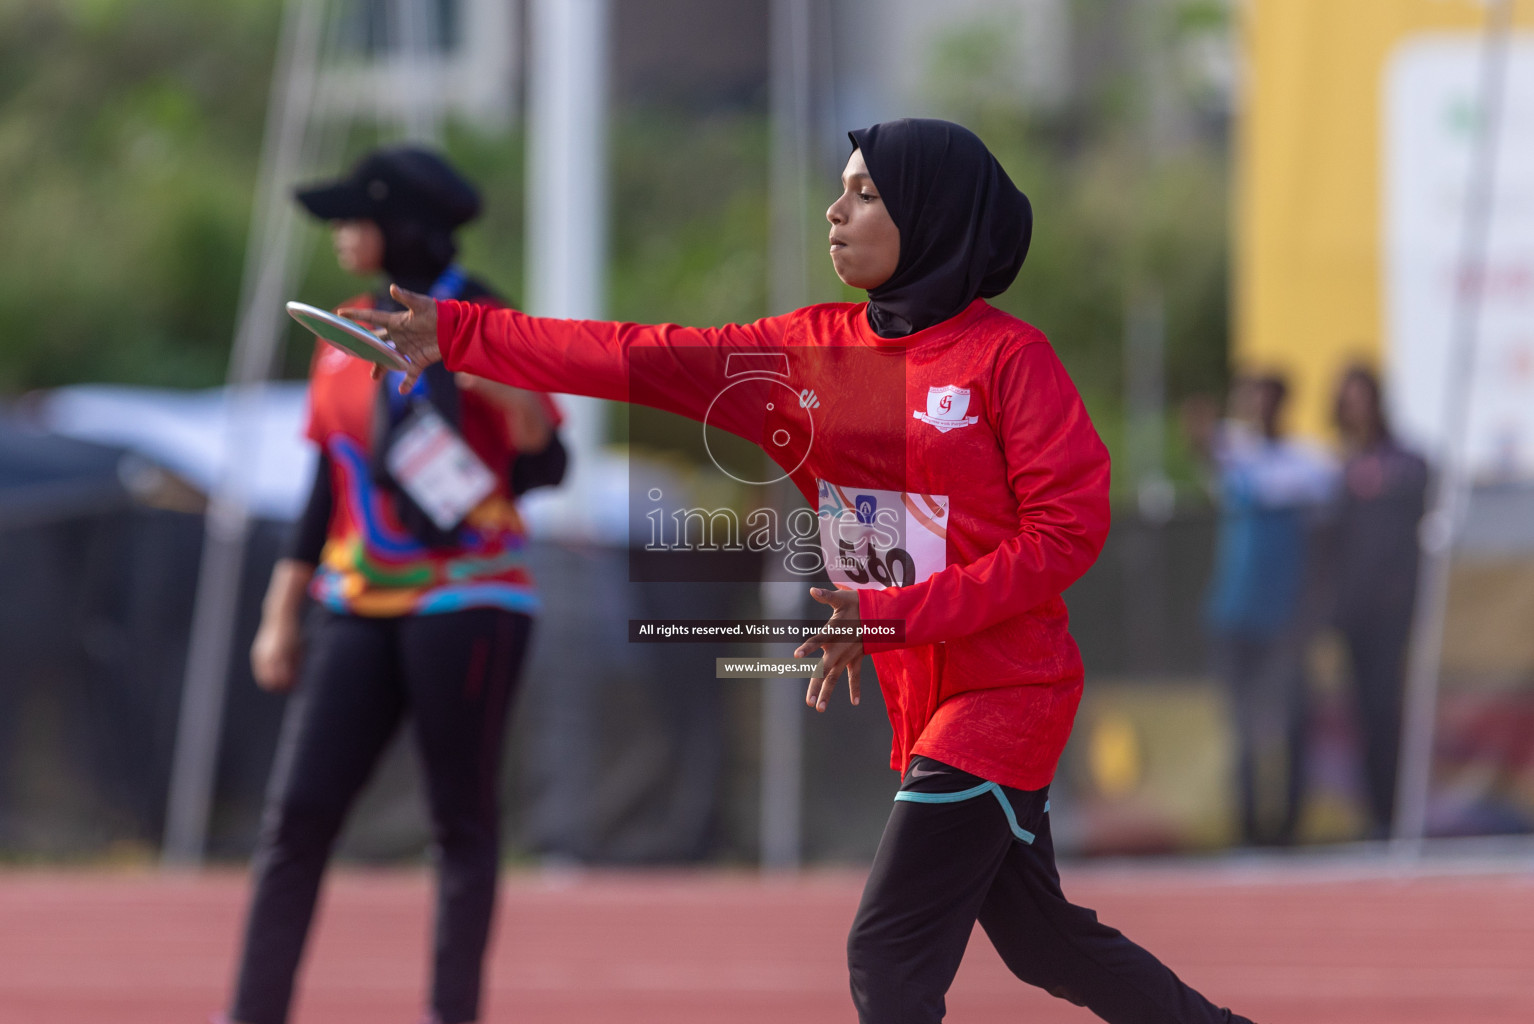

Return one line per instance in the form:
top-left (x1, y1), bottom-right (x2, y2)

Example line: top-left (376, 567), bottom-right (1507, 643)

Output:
top-left (816, 480), bottom-right (949, 590)
top-left (384, 405), bottom-right (497, 531)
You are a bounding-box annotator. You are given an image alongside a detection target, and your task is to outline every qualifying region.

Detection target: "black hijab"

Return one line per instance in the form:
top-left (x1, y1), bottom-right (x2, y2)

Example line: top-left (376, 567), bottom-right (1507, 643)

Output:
top-left (379, 215), bottom-right (458, 293)
top-left (848, 119), bottom-right (1032, 338)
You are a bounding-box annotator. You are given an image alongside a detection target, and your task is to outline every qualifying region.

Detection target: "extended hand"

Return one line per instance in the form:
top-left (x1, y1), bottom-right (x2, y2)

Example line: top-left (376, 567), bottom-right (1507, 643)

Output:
top-left (795, 586), bottom-right (865, 712)
top-left (340, 284), bottom-right (441, 393)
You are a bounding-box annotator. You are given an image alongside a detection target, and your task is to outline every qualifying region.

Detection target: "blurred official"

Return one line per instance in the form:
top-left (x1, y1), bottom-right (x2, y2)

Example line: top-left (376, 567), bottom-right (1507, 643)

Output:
top-left (226, 147), bottom-right (565, 1024)
top-left (1331, 365), bottom-right (1427, 838)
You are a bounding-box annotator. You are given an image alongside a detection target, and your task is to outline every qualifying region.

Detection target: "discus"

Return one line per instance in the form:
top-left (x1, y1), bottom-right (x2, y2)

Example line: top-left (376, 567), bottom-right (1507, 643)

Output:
top-left (286, 301), bottom-right (411, 371)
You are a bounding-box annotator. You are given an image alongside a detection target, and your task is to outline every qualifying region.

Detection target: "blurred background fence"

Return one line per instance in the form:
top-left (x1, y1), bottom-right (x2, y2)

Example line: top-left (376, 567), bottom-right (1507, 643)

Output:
top-left (0, 435), bottom-right (1233, 864)
top-left (7, 443), bottom-right (1532, 864)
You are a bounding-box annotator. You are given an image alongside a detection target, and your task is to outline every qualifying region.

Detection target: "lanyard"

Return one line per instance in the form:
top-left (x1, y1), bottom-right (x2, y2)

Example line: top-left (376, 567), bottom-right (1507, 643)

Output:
top-left (385, 265), bottom-right (468, 415)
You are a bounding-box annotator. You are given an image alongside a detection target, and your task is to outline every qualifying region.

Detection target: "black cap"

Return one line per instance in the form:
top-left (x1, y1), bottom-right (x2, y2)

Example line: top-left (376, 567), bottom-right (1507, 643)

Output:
top-left (294, 145), bottom-right (481, 230)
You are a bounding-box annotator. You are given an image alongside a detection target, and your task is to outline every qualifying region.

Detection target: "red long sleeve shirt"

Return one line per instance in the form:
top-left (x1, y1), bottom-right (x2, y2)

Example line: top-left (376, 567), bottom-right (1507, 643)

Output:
top-left (437, 297), bottom-right (1111, 789)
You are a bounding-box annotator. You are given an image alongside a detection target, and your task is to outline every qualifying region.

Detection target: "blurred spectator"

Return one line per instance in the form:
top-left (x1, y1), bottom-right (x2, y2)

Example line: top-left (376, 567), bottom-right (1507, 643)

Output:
top-left (1330, 365), bottom-right (1428, 838)
top-left (1186, 374), bottom-right (1338, 846)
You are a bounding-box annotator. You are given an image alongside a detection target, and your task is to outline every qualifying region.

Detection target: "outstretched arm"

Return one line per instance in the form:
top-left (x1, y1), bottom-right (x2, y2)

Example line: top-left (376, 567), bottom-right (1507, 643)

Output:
top-left (344, 284), bottom-right (792, 436)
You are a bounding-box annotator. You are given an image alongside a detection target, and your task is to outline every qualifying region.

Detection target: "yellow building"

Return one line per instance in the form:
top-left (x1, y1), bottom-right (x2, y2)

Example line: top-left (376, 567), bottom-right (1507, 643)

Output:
top-left (1238, 0), bottom-right (1534, 475)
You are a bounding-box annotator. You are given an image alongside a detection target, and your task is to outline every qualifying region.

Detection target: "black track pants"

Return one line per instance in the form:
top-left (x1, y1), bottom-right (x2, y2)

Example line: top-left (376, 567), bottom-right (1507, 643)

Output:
top-left (230, 608), bottom-right (531, 1024)
top-left (1340, 618), bottom-right (1409, 834)
top-left (848, 757), bottom-right (1253, 1024)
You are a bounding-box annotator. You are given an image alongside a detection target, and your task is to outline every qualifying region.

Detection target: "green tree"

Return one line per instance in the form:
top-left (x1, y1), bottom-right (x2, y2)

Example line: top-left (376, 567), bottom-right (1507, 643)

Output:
top-left (0, 0), bottom-right (280, 390)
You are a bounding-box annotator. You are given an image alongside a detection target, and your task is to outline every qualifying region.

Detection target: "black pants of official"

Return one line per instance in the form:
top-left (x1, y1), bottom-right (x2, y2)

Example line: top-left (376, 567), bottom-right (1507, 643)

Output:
top-left (230, 608), bottom-right (531, 1024)
top-left (1340, 617), bottom-right (1409, 835)
top-left (848, 757), bottom-right (1253, 1024)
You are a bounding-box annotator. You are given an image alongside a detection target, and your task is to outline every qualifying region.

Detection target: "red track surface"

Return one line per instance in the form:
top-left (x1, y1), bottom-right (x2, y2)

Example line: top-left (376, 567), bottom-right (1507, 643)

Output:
top-left (0, 864), bottom-right (1530, 1023)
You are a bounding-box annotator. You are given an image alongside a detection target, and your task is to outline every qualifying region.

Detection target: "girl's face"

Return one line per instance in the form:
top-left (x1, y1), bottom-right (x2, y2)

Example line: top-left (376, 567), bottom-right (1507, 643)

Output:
top-left (826, 149), bottom-right (900, 290)
top-left (332, 218), bottom-right (385, 275)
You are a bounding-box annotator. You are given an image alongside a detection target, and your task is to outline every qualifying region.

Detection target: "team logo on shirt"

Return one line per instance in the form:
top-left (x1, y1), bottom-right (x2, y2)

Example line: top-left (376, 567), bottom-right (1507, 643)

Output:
top-left (913, 385), bottom-right (980, 432)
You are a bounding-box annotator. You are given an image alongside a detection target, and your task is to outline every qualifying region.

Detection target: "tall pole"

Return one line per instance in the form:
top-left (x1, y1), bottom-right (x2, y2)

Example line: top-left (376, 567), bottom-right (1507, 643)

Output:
top-left (162, 0), bottom-right (328, 866)
top-left (760, 0), bottom-right (814, 872)
top-left (1122, 286), bottom-right (1171, 674)
top-left (525, 0), bottom-right (609, 535)
top-left (388, 0), bottom-right (443, 144)
top-left (1393, 0), bottom-right (1515, 851)
top-left (1125, 287), bottom-right (1171, 521)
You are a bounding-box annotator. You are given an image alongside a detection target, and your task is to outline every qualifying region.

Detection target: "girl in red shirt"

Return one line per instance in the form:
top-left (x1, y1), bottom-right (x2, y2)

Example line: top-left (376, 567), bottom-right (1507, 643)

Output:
top-left (352, 119), bottom-right (1255, 1024)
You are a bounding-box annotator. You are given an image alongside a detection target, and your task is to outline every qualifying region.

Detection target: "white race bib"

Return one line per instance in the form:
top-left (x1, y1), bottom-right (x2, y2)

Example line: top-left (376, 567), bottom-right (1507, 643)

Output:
top-left (817, 481), bottom-right (949, 590)
top-left (385, 405), bottom-right (497, 531)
